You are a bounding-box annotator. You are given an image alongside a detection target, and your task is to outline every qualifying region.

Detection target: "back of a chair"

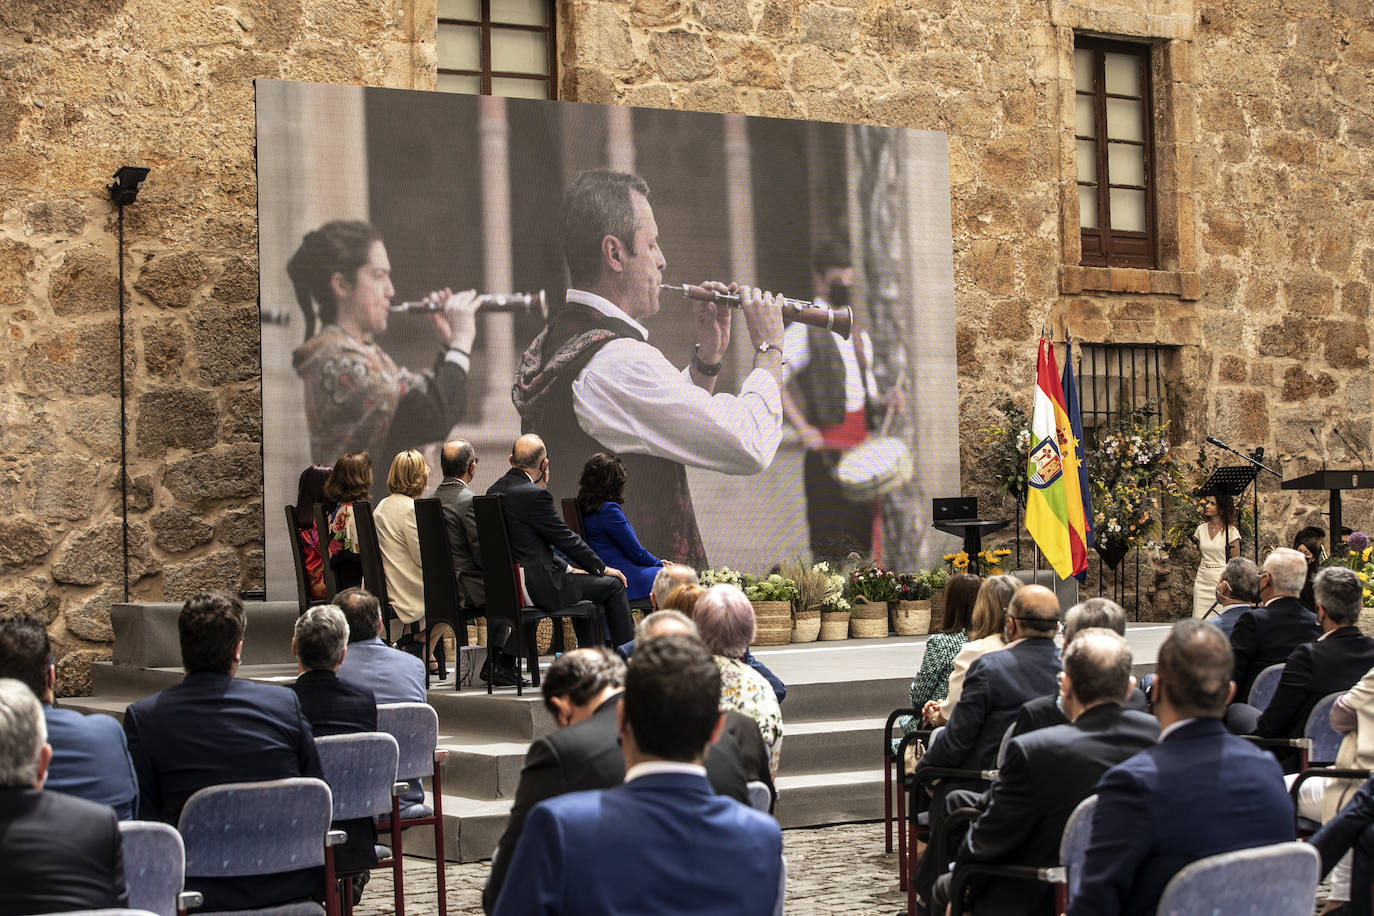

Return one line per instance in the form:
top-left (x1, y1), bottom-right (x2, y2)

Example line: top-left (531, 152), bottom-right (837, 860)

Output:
top-left (179, 778), bottom-right (332, 878)
top-left (747, 780), bottom-right (772, 813)
top-left (315, 732), bottom-right (401, 821)
top-left (414, 497), bottom-right (465, 618)
top-left (118, 821), bottom-right (184, 916)
top-left (376, 702), bottom-right (439, 783)
top-left (313, 503), bottom-right (340, 600)
top-left (351, 501), bottom-right (391, 611)
top-left (560, 498), bottom-right (584, 537)
top-left (285, 506), bottom-right (314, 614)
top-left (1249, 663), bottom-right (1285, 709)
top-left (1060, 794), bottom-right (1097, 905)
top-left (1305, 692), bottom-right (1345, 767)
top-left (472, 494), bottom-right (523, 647)
top-left (1154, 841), bottom-right (1318, 915)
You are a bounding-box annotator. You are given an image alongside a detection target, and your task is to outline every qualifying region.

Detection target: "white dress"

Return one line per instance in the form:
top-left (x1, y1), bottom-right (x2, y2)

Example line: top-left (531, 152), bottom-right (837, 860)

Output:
top-left (1193, 522), bottom-right (1241, 618)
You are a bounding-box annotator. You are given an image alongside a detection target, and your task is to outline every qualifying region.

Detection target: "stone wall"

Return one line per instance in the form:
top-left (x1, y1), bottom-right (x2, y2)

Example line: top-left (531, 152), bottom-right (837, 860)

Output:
top-left (2, 0), bottom-right (1371, 693)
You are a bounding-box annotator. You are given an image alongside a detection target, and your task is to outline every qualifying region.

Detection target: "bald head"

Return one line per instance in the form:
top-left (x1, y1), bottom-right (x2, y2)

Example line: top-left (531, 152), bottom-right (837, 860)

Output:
top-left (440, 440), bottom-right (476, 479)
top-left (1007, 584), bottom-right (1060, 638)
top-left (651, 564), bottom-right (699, 608)
top-left (511, 434), bottom-right (547, 470)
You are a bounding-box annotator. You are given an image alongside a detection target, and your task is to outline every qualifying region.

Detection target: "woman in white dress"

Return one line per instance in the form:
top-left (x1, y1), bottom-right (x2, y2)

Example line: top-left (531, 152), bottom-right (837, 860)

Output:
top-left (1192, 494), bottom-right (1241, 618)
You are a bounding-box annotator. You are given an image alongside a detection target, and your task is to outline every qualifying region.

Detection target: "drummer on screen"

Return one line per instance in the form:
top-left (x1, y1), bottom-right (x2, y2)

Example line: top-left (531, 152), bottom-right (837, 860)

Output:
top-left (780, 241), bottom-right (905, 563)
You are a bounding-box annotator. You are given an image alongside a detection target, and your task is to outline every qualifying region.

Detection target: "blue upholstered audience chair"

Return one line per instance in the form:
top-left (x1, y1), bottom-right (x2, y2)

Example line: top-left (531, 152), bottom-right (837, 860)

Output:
top-left (1288, 692), bottom-right (1370, 836)
top-left (177, 777), bottom-right (341, 916)
top-left (1248, 662), bottom-right (1285, 711)
top-left (747, 780), bottom-right (772, 813)
top-left (117, 821), bottom-right (201, 916)
top-left (1246, 690), bottom-right (1346, 773)
top-left (314, 733), bottom-right (402, 916)
top-left (376, 703), bottom-right (449, 916)
top-left (1154, 841), bottom-right (1319, 915)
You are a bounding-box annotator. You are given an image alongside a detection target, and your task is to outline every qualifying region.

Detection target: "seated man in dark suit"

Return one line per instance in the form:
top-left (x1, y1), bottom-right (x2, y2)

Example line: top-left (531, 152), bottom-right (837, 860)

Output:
top-left (931, 629), bottom-right (1159, 916)
top-left (0, 678), bottom-right (128, 916)
top-left (123, 590), bottom-right (324, 912)
top-left (1068, 619), bottom-right (1294, 916)
top-left (1013, 597), bottom-right (1145, 736)
top-left (1228, 566), bottom-right (1374, 763)
top-left (482, 635), bottom-right (756, 913)
top-left (911, 584), bottom-right (1063, 910)
top-left (291, 604), bottom-right (379, 881)
top-left (0, 615), bottom-right (138, 819)
top-left (486, 434), bottom-right (635, 648)
top-left (1209, 557), bottom-right (1261, 637)
top-left (333, 587), bottom-right (429, 813)
top-left (1230, 547), bottom-right (1320, 701)
top-left (492, 635), bottom-right (782, 916)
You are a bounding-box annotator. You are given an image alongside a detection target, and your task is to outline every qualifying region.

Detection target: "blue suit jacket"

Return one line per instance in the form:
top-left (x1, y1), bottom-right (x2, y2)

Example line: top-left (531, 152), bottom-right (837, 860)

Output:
top-left (491, 771), bottom-right (782, 916)
top-left (582, 502), bottom-right (660, 600)
top-left (337, 637), bottom-right (427, 705)
top-left (921, 637), bottom-right (1061, 771)
top-left (1208, 602), bottom-right (1252, 638)
top-left (44, 704), bottom-right (139, 820)
top-left (1067, 718), bottom-right (1294, 916)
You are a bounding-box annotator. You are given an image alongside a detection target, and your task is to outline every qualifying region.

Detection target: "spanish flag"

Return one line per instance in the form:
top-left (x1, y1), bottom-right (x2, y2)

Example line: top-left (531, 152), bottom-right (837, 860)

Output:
top-left (1025, 336), bottom-right (1089, 579)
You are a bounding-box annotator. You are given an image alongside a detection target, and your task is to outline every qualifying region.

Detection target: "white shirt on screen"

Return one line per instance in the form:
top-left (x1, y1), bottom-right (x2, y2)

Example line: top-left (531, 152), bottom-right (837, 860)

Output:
top-left (567, 289), bottom-right (783, 475)
top-left (783, 314), bottom-right (877, 414)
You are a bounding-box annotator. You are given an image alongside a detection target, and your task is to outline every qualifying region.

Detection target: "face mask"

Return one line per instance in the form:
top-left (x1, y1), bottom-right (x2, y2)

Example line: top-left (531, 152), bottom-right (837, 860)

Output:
top-left (1055, 694), bottom-right (1066, 716)
top-left (827, 279), bottom-right (851, 308)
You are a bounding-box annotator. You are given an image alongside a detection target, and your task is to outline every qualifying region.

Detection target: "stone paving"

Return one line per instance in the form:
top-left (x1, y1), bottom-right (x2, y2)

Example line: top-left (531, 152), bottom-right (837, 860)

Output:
top-left (356, 821), bottom-right (907, 915)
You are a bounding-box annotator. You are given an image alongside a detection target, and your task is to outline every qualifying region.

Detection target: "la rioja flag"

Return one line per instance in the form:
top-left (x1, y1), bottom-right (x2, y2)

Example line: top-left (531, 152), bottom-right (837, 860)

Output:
top-left (1025, 336), bottom-right (1089, 579)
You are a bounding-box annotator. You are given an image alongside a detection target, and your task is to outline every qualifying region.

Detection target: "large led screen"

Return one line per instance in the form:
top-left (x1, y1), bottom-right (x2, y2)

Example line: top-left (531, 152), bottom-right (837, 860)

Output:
top-left (257, 80), bottom-right (960, 601)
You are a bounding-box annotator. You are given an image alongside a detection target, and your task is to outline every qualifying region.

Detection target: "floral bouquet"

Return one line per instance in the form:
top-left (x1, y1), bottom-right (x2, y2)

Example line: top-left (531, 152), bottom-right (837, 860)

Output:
top-left (1085, 406), bottom-right (1187, 553)
top-left (847, 564), bottom-right (900, 603)
top-left (699, 566), bottom-right (747, 588)
top-left (1331, 532), bottom-right (1374, 608)
top-left (744, 572), bottom-right (799, 604)
top-left (980, 399), bottom-right (1032, 502)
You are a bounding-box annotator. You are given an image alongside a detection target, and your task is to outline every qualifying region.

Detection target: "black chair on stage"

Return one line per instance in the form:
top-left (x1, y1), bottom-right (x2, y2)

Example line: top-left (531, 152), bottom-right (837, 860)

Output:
top-left (413, 497), bottom-right (479, 690)
top-left (471, 494), bottom-right (605, 696)
top-left (350, 501), bottom-right (402, 647)
top-left (560, 498), bottom-right (585, 538)
top-left (286, 505), bottom-right (329, 615)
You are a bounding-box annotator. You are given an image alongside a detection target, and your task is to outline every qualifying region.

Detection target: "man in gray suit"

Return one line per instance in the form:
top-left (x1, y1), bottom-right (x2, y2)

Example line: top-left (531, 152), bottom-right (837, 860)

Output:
top-left (432, 440), bottom-right (484, 608)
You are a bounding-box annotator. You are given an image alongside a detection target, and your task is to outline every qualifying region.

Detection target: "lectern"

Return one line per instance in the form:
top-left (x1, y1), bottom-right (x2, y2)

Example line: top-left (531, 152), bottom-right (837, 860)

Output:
top-left (1280, 470), bottom-right (1373, 545)
top-left (932, 497), bottom-right (1008, 558)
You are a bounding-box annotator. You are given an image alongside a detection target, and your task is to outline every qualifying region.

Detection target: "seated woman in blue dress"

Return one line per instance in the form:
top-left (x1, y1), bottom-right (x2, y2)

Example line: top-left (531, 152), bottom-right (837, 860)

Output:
top-left (576, 453), bottom-right (667, 602)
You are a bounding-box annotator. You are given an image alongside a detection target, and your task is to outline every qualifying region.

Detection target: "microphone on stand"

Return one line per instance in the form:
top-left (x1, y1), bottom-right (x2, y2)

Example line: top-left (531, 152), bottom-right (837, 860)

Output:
top-left (1333, 425), bottom-right (1369, 471)
top-left (1205, 436), bottom-right (1229, 450)
top-left (1310, 427), bottom-right (1329, 469)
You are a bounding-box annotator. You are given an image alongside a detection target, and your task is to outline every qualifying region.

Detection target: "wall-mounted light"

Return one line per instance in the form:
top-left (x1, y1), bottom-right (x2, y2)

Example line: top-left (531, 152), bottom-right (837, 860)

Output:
top-left (108, 166), bottom-right (150, 206)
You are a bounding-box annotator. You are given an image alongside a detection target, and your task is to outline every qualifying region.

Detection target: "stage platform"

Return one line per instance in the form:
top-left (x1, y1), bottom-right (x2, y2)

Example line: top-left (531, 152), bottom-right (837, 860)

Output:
top-left (71, 602), bottom-right (1171, 862)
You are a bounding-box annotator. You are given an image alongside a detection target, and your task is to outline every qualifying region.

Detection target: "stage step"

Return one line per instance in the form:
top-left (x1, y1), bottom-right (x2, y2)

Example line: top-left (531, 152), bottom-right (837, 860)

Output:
top-left (775, 768), bottom-right (884, 828)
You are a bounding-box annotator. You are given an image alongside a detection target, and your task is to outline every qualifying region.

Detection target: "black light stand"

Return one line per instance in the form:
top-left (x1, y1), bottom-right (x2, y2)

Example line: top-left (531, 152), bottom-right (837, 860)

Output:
top-left (108, 166), bottom-right (149, 600)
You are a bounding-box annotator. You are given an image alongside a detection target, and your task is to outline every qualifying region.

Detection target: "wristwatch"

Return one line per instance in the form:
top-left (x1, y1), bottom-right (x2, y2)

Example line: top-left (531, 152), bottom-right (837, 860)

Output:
top-left (691, 344), bottom-right (723, 377)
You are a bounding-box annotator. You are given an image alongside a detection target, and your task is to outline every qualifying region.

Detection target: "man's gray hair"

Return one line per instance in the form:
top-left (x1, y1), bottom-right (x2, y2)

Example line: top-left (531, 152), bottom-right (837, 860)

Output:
top-left (1062, 628), bottom-right (1133, 708)
top-left (294, 605), bottom-right (349, 671)
top-left (1219, 557), bottom-right (1261, 604)
top-left (1263, 547), bottom-right (1308, 597)
top-left (651, 564), bottom-right (698, 608)
top-left (0, 678), bottom-right (45, 789)
top-left (636, 609), bottom-right (698, 642)
top-left (693, 584), bottom-right (756, 659)
top-left (1315, 566), bottom-right (1364, 625)
top-left (1064, 597), bottom-right (1127, 641)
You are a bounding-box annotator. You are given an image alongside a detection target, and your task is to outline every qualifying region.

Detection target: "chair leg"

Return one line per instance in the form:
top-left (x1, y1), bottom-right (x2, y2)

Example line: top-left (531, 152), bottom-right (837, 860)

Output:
top-left (526, 624), bottom-right (540, 691)
top-left (897, 776), bottom-right (908, 889)
top-left (390, 797), bottom-right (406, 916)
top-left (323, 846), bottom-right (341, 916)
top-left (884, 756), bottom-right (893, 853)
top-left (434, 762), bottom-right (448, 916)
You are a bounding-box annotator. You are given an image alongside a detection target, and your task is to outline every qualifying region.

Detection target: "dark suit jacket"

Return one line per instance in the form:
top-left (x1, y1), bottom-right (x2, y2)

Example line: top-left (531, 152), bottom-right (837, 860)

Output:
top-left (1255, 627), bottom-right (1374, 740)
top-left (1012, 687), bottom-right (1148, 737)
top-left (434, 478), bottom-right (484, 607)
top-left (491, 772), bottom-right (782, 916)
top-left (43, 703), bottom-right (139, 819)
top-left (956, 703), bottom-right (1159, 913)
top-left (123, 671), bottom-right (324, 911)
top-left (487, 467), bottom-right (606, 611)
top-left (1067, 718), bottom-right (1294, 916)
top-left (0, 788), bottom-right (128, 916)
top-left (482, 694), bottom-right (752, 913)
top-left (921, 637), bottom-right (1061, 772)
top-left (1230, 596), bottom-right (1319, 701)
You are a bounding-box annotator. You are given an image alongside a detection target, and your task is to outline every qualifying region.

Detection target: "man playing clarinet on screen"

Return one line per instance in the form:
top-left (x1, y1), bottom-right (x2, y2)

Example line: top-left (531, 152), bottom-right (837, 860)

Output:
top-left (513, 168), bottom-right (787, 570)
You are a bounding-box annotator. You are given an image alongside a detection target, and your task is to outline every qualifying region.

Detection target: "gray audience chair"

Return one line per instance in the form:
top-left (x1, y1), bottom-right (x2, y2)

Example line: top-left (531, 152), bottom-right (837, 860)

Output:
top-left (1154, 841), bottom-right (1318, 915)
top-left (118, 821), bottom-right (201, 916)
top-left (315, 733), bottom-right (402, 916)
top-left (747, 780), bottom-right (772, 813)
top-left (1248, 662), bottom-right (1285, 710)
top-left (376, 703), bottom-right (449, 916)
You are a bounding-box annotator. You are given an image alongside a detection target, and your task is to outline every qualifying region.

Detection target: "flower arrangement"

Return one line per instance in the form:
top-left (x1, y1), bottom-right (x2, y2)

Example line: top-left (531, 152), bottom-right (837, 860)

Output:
top-left (896, 567), bottom-right (951, 601)
top-left (699, 566), bottom-right (746, 588)
top-left (1084, 406), bottom-right (1188, 553)
top-left (980, 398), bottom-right (1032, 501)
top-left (847, 564), bottom-right (900, 603)
top-left (779, 558), bottom-right (846, 614)
top-left (942, 549), bottom-right (1011, 576)
top-left (744, 573), bottom-right (799, 604)
top-left (1331, 532), bottom-right (1374, 608)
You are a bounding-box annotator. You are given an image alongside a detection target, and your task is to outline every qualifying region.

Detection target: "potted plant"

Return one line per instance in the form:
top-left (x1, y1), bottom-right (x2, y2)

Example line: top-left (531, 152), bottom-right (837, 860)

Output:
top-left (780, 559), bottom-right (841, 643)
top-left (743, 572), bottom-right (798, 646)
top-left (818, 589), bottom-right (852, 640)
top-left (893, 571), bottom-right (935, 636)
top-left (846, 564), bottom-right (899, 638)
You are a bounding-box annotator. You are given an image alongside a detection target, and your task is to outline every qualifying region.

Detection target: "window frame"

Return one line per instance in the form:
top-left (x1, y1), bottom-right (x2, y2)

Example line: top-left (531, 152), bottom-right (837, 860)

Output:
top-left (437, 0), bottom-right (557, 99)
top-left (1075, 36), bottom-right (1157, 270)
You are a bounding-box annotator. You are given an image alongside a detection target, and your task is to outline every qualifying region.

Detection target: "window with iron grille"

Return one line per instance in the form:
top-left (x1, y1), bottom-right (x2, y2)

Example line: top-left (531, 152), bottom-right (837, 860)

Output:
top-left (1075, 344), bottom-right (1170, 443)
top-left (1074, 37), bottom-right (1156, 269)
top-left (437, 0), bottom-right (557, 100)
